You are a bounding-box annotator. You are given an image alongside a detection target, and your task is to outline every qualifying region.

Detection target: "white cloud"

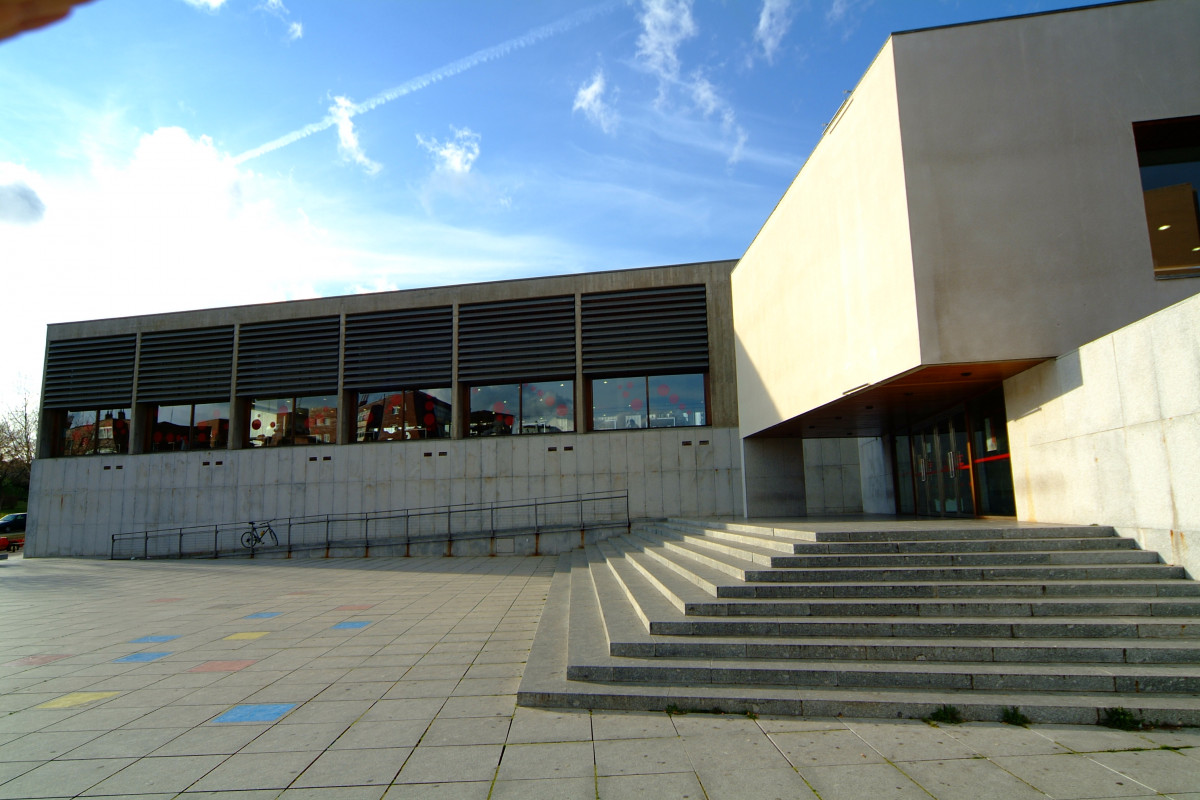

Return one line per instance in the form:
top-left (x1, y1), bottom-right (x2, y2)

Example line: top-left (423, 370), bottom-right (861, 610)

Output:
top-left (0, 181), bottom-right (45, 224)
top-left (637, 0), bottom-right (697, 93)
top-left (417, 127), bottom-right (481, 175)
top-left (826, 0), bottom-right (872, 25)
top-left (288, 21), bottom-right (303, 40)
top-left (180, 0), bottom-right (226, 10)
top-left (754, 0), bottom-right (793, 63)
top-left (1, 126), bottom-right (585, 412)
top-left (573, 70), bottom-right (618, 134)
top-left (331, 96), bottom-right (382, 174)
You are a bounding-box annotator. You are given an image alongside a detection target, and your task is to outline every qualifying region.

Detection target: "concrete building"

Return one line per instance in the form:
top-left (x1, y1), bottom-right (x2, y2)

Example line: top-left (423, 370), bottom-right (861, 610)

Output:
top-left (27, 0), bottom-right (1200, 571)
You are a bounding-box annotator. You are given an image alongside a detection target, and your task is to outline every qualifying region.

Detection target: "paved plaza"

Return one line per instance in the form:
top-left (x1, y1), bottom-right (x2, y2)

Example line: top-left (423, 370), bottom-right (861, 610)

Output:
top-left (1, 553), bottom-right (1199, 799)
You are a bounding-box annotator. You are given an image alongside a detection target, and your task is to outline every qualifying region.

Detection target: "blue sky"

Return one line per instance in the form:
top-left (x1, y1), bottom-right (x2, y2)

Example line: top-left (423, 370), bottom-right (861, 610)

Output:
top-left (1, 0), bottom-right (1094, 409)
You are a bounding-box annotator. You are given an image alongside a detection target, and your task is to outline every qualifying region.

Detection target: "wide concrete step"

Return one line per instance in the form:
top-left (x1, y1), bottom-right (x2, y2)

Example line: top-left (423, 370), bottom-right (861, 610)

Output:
top-left (661, 519), bottom-right (1123, 542)
top-left (624, 533), bottom-right (1200, 599)
top-left (517, 548), bottom-right (1200, 725)
top-left (651, 528), bottom-right (1159, 569)
top-left (604, 542), bottom-right (1200, 642)
top-left (650, 522), bottom-right (1134, 554)
top-left (649, 534), bottom-right (1186, 583)
top-left (568, 655), bottom-right (1200, 693)
top-left (611, 535), bottom-right (1200, 618)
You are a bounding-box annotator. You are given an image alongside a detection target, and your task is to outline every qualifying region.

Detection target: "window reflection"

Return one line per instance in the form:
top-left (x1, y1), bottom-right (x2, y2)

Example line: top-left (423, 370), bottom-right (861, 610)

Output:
top-left (249, 396), bottom-right (338, 446)
top-left (152, 403), bottom-right (229, 451)
top-left (468, 382), bottom-right (573, 436)
top-left (59, 408), bottom-right (131, 456)
top-left (357, 388), bottom-right (451, 441)
top-left (591, 374), bottom-right (707, 430)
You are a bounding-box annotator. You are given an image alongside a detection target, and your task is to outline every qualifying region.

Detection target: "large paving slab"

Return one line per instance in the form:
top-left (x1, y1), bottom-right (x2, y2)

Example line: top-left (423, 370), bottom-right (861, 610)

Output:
top-left (0, 551), bottom-right (1197, 798)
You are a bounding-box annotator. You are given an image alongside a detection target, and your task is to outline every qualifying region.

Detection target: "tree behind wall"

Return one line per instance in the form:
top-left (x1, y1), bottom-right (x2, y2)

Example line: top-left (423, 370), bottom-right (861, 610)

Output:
top-left (0, 391), bottom-right (37, 511)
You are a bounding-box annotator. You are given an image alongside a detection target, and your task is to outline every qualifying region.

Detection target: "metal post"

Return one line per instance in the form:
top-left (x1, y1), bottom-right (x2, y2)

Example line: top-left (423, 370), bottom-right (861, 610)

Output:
top-left (363, 515), bottom-right (369, 558)
top-left (325, 515), bottom-right (331, 558)
top-left (143, 530), bottom-right (148, 560)
top-left (214, 525), bottom-right (219, 559)
top-left (178, 528), bottom-right (183, 558)
top-left (287, 519), bottom-right (293, 558)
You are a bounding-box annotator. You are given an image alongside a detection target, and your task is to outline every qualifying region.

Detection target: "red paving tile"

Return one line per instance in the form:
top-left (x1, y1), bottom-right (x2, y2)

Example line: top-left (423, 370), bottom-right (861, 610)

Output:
top-left (188, 660), bottom-right (258, 672)
top-left (6, 654), bottom-right (72, 666)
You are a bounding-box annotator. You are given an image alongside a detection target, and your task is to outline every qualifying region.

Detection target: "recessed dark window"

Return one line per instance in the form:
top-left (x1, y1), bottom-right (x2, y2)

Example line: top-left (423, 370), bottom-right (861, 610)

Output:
top-left (1134, 115), bottom-right (1200, 279)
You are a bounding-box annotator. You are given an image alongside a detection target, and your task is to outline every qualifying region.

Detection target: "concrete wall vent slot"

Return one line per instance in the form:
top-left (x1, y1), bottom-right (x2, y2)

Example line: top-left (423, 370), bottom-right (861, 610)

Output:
top-left (424, 452), bottom-right (432, 457)
top-left (699, 440), bottom-right (710, 446)
top-left (202, 461), bottom-right (210, 466)
top-left (564, 446), bottom-right (573, 451)
top-left (137, 326), bottom-right (233, 404)
top-left (322, 456), bottom-right (331, 461)
top-left (438, 451), bottom-right (447, 457)
top-left (682, 441), bottom-right (692, 446)
top-left (215, 461), bottom-right (222, 466)
top-left (308, 456), bottom-right (317, 462)
top-left (103, 465), bottom-right (111, 470)
top-left (548, 446), bottom-right (557, 452)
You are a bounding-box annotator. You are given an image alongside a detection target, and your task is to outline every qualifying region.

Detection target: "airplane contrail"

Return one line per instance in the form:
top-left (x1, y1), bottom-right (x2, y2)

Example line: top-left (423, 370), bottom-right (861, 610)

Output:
top-left (233, 1), bottom-right (619, 165)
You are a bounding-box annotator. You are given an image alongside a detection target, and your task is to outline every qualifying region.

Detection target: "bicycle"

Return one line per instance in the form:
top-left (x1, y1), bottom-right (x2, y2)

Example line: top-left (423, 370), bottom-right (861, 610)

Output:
top-left (241, 520), bottom-right (278, 549)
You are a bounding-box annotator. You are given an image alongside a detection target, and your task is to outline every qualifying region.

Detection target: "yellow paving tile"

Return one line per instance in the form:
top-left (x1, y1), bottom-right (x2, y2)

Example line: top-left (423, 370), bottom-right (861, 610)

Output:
top-left (38, 691), bottom-right (120, 709)
top-left (224, 631), bottom-right (270, 640)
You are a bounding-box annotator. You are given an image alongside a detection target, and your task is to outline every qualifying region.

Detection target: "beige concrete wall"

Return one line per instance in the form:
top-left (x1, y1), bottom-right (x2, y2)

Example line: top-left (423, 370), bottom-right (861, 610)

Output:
top-left (27, 426), bottom-right (743, 558)
top-left (893, 0), bottom-right (1200, 364)
top-left (732, 39), bottom-right (922, 438)
top-left (1005, 292), bottom-right (1200, 576)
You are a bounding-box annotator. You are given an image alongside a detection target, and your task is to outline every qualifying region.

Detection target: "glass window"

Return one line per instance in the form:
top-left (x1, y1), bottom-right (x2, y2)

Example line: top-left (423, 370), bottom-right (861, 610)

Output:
top-left (62, 409), bottom-right (98, 455)
top-left (590, 373), bottom-right (707, 430)
top-left (356, 388), bottom-right (450, 442)
top-left (468, 382), bottom-right (573, 436)
top-left (1135, 115), bottom-right (1200, 279)
top-left (152, 404), bottom-right (192, 451)
top-left (648, 374), bottom-right (706, 427)
top-left (97, 409), bottom-right (131, 453)
top-left (592, 376), bottom-right (648, 430)
top-left (193, 402), bottom-right (230, 449)
top-left (249, 398), bottom-right (290, 447)
top-left (521, 381), bottom-right (574, 434)
top-left (58, 408), bottom-right (131, 456)
top-left (248, 396), bottom-right (337, 446)
top-left (295, 396), bottom-right (339, 444)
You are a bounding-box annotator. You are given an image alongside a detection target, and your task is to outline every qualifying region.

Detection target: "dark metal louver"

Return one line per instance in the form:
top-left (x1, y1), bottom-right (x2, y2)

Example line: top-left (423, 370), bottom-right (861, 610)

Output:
top-left (236, 317), bottom-right (340, 397)
top-left (458, 296), bottom-right (576, 383)
top-left (43, 335), bottom-right (137, 409)
top-left (343, 306), bottom-right (453, 391)
top-left (137, 327), bottom-right (234, 404)
top-left (581, 285), bottom-right (709, 375)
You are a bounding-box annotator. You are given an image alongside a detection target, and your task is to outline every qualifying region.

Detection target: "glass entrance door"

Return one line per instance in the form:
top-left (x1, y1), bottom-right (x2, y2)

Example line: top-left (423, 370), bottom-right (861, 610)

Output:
top-left (911, 411), bottom-right (974, 517)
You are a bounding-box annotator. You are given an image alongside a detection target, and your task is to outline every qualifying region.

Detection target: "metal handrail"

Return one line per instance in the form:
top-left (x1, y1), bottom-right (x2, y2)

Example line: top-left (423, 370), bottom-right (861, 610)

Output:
top-left (110, 490), bottom-right (630, 560)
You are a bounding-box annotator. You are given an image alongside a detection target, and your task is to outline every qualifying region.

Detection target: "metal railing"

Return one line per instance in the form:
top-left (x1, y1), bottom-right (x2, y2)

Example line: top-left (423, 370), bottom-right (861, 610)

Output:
top-left (110, 490), bottom-right (629, 560)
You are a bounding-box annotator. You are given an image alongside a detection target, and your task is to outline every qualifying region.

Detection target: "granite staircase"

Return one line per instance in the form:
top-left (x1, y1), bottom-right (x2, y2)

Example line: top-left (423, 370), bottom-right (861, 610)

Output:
top-left (518, 518), bottom-right (1200, 724)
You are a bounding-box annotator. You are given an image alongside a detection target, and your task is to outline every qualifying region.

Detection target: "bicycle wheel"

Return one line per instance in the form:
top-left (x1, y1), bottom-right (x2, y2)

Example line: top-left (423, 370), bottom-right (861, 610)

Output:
top-left (241, 530), bottom-right (257, 549)
top-left (263, 526), bottom-right (278, 547)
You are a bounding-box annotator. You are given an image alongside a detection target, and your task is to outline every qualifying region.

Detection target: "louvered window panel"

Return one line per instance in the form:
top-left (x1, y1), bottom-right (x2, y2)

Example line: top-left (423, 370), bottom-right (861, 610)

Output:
top-left (343, 307), bottom-right (453, 390)
top-left (43, 335), bottom-right (136, 409)
top-left (236, 317), bottom-right (340, 397)
top-left (458, 296), bottom-right (576, 383)
top-left (581, 285), bottom-right (709, 375)
top-left (137, 327), bottom-right (234, 404)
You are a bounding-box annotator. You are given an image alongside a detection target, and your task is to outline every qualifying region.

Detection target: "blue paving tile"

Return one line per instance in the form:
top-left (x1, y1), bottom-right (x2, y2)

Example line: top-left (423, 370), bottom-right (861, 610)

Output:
top-left (213, 703), bottom-right (298, 723)
top-left (243, 612), bottom-right (282, 619)
top-left (331, 621), bottom-right (371, 630)
top-left (114, 652), bottom-right (171, 663)
top-left (129, 635), bottom-right (179, 643)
